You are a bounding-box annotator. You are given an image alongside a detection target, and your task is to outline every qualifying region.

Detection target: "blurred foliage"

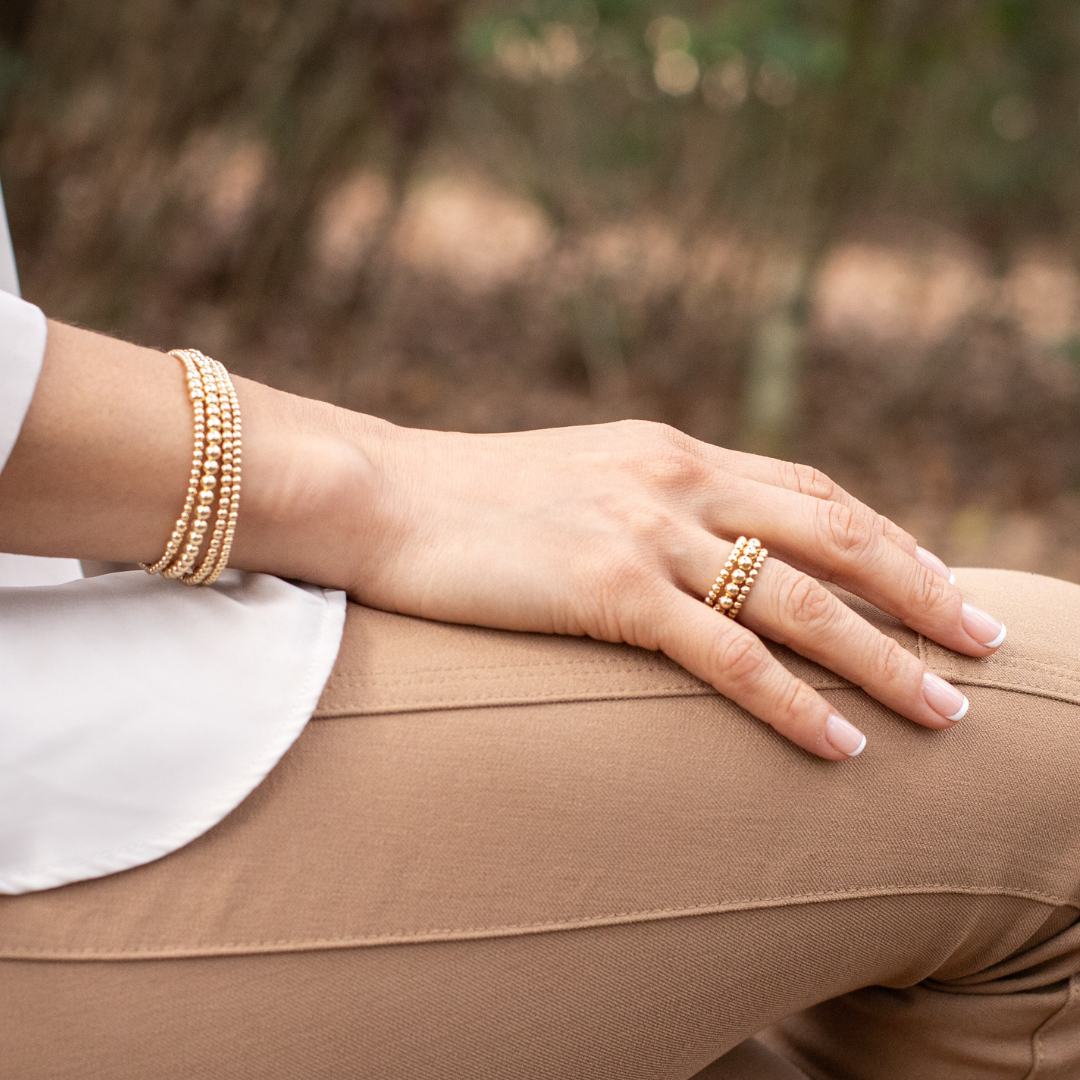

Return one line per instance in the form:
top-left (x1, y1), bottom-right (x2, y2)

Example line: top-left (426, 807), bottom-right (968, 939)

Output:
top-left (457, 0), bottom-right (1080, 245)
top-left (452, 0), bottom-right (1080, 452)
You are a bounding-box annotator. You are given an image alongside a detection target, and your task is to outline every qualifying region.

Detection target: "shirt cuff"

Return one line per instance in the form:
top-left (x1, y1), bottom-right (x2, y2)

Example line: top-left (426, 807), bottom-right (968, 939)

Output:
top-left (0, 291), bottom-right (46, 476)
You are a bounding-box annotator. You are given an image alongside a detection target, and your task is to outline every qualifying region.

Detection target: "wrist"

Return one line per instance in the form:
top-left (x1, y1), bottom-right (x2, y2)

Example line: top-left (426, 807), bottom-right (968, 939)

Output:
top-left (227, 378), bottom-right (386, 590)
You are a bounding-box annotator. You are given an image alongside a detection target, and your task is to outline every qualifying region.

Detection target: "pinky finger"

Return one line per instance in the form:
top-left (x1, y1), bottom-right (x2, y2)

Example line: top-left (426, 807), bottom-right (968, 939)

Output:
top-left (655, 586), bottom-right (868, 761)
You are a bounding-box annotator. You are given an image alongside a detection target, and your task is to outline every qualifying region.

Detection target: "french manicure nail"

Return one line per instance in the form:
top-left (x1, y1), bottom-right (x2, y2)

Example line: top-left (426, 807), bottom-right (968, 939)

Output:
top-left (922, 671), bottom-right (969, 721)
top-left (961, 602), bottom-right (1007, 649)
top-left (825, 713), bottom-right (867, 757)
top-left (915, 545), bottom-right (955, 585)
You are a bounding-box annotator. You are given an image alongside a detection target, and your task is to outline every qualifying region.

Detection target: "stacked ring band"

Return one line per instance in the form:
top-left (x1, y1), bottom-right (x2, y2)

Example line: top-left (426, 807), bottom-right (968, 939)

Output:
top-left (704, 536), bottom-right (768, 620)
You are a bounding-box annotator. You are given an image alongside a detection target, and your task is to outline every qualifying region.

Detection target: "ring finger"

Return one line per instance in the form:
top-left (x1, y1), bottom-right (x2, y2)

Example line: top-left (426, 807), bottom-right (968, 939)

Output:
top-left (684, 534), bottom-right (970, 736)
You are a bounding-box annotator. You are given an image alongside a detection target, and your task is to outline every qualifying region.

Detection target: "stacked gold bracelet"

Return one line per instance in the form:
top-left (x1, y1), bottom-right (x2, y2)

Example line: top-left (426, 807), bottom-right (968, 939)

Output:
top-left (703, 536), bottom-right (768, 620)
top-left (140, 349), bottom-right (242, 587)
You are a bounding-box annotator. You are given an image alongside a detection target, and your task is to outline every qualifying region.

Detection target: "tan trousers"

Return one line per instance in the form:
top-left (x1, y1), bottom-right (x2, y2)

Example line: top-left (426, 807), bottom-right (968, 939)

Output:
top-left (2, 568), bottom-right (1080, 1079)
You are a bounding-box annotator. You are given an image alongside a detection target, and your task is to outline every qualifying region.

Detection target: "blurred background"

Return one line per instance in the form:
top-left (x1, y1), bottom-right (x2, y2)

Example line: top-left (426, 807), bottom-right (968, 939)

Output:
top-left (2, 0), bottom-right (1079, 580)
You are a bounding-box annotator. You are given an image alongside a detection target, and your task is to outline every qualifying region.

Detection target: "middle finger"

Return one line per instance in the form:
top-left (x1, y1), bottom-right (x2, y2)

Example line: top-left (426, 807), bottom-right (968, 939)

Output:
top-left (702, 476), bottom-right (1006, 657)
top-left (684, 534), bottom-right (971, 732)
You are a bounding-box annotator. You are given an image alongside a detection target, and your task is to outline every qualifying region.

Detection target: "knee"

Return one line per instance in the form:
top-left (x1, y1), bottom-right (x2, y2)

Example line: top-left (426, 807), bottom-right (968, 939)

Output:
top-left (913, 568), bottom-right (1080, 897)
top-left (928, 568), bottom-right (1080, 741)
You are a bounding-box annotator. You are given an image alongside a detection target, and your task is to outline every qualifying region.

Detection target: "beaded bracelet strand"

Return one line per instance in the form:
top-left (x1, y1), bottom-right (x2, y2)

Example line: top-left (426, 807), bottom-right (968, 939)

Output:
top-left (184, 356), bottom-right (242, 586)
top-left (141, 349), bottom-right (242, 586)
top-left (139, 353), bottom-right (208, 576)
top-left (203, 358), bottom-right (242, 585)
top-left (162, 351), bottom-right (222, 579)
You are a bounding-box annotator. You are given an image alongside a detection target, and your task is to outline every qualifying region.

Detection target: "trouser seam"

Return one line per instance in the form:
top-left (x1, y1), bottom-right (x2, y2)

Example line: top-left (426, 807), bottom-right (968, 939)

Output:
top-left (313, 677), bottom-right (1080, 721)
top-left (1, 884), bottom-right (1071, 962)
top-left (1025, 972), bottom-right (1080, 1079)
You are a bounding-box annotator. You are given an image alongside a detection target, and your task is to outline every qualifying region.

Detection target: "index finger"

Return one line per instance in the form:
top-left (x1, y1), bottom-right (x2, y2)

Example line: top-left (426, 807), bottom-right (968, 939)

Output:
top-left (711, 479), bottom-right (1005, 656)
top-left (689, 440), bottom-right (918, 558)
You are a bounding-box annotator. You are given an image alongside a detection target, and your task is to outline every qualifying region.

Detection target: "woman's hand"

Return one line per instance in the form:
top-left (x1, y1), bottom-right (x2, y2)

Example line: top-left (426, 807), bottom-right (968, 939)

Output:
top-left (0, 322), bottom-right (1004, 760)
top-left (299, 417), bottom-right (1006, 761)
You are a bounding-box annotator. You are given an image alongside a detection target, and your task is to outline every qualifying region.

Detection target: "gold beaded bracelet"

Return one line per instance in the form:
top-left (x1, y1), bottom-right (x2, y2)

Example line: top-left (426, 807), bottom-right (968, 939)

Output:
top-left (140, 349), bottom-right (243, 586)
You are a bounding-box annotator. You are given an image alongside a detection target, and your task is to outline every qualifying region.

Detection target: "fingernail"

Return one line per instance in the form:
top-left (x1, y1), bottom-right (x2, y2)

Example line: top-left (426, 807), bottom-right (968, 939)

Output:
top-left (825, 713), bottom-right (867, 757)
top-left (922, 671), bottom-right (969, 721)
top-left (961, 603), bottom-right (1007, 649)
top-left (916, 545), bottom-right (955, 585)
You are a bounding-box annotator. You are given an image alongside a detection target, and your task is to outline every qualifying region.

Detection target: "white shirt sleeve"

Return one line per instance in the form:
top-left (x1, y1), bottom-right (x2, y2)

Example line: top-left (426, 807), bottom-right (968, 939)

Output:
top-left (0, 180), bottom-right (348, 894)
top-left (0, 181), bottom-right (83, 586)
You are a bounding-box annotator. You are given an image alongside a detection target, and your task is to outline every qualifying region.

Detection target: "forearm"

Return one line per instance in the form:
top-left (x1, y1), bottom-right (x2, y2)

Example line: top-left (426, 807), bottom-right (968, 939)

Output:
top-left (0, 320), bottom-right (381, 588)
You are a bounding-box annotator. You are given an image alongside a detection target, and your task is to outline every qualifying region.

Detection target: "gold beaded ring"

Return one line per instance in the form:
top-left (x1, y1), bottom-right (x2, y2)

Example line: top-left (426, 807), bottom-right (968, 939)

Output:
top-left (141, 349), bottom-right (242, 586)
top-left (725, 538), bottom-right (767, 619)
top-left (703, 536), bottom-right (768, 620)
top-left (704, 536), bottom-right (748, 610)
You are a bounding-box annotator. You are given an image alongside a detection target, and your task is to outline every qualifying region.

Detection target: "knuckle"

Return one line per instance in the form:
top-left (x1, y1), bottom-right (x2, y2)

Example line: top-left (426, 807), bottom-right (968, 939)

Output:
top-left (874, 633), bottom-right (910, 682)
top-left (619, 418), bottom-right (684, 450)
top-left (594, 552), bottom-right (653, 602)
top-left (819, 499), bottom-right (874, 559)
top-left (911, 565), bottom-right (951, 611)
top-left (870, 512), bottom-right (895, 539)
top-left (779, 572), bottom-right (836, 628)
top-left (777, 677), bottom-right (817, 723)
top-left (615, 417), bottom-right (662, 440)
top-left (786, 461), bottom-right (838, 501)
top-left (884, 518), bottom-right (918, 553)
top-left (710, 629), bottom-right (769, 687)
top-left (629, 427), bottom-right (707, 487)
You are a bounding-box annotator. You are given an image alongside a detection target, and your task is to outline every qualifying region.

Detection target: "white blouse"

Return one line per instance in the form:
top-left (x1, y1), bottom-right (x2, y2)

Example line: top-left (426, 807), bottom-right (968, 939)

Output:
top-left (0, 183), bottom-right (347, 894)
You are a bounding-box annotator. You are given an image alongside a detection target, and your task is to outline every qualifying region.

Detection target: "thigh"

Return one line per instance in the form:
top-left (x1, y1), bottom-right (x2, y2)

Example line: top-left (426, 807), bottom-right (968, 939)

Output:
top-left (2, 569), bottom-right (1080, 1079)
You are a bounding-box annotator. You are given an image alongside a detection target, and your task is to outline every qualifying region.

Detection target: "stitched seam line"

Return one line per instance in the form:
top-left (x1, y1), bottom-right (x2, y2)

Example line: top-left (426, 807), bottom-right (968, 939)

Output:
top-left (342, 650), bottom-right (1079, 686)
top-left (316, 686), bottom-right (724, 718)
top-left (1024, 971), bottom-right (1080, 1080)
top-left (928, 652), bottom-right (1080, 679)
top-left (316, 683), bottom-right (845, 719)
top-left (332, 670), bottom-right (700, 688)
top-left (314, 675), bottom-right (1080, 719)
top-left (941, 678), bottom-right (1080, 709)
top-left (333, 656), bottom-right (684, 677)
top-left (2, 884), bottom-right (1072, 962)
